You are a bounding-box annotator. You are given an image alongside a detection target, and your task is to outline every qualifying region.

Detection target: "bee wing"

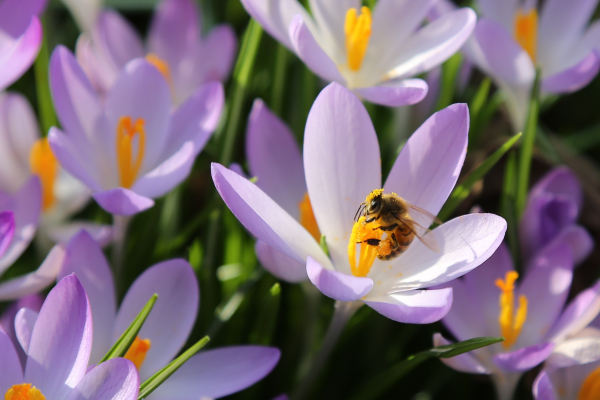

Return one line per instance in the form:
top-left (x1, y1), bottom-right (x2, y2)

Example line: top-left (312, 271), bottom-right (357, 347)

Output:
top-left (394, 214), bottom-right (441, 253)
top-left (406, 203), bottom-right (443, 225)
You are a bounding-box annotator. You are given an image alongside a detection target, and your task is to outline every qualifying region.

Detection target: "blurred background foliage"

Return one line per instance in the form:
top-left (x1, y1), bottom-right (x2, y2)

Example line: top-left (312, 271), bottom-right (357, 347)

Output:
top-left (4, 0), bottom-right (600, 399)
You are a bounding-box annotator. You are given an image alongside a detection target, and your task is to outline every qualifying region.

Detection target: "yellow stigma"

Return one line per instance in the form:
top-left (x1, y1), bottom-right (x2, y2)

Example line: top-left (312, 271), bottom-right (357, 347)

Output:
top-left (124, 336), bottom-right (151, 369)
top-left (514, 8), bottom-right (538, 62)
top-left (5, 384), bottom-right (45, 400)
top-left (579, 365), bottom-right (600, 400)
top-left (344, 6), bottom-right (372, 71)
top-left (298, 193), bottom-right (321, 242)
top-left (145, 53), bottom-right (173, 86)
top-left (29, 138), bottom-right (58, 211)
top-left (116, 116), bottom-right (146, 188)
top-left (348, 215), bottom-right (381, 277)
top-left (495, 271), bottom-right (528, 349)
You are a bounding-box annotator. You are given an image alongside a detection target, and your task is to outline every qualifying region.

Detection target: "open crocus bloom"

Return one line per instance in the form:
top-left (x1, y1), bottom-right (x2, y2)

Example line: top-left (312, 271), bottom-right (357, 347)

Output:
top-left (437, 241), bottom-right (600, 400)
top-left (468, 0), bottom-right (600, 130)
top-left (48, 46), bottom-right (224, 216)
top-left (0, 91), bottom-right (110, 246)
top-left (52, 231), bottom-right (281, 398)
top-left (0, 0), bottom-right (45, 91)
top-left (241, 0), bottom-right (476, 107)
top-left (76, 0), bottom-right (236, 104)
top-left (520, 167), bottom-right (593, 266)
top-left (245, 99), bottom-right (313, 283)
top-left (0, 274), bottom-right (140, 400)
top-left (213, 82), bottom-right (506, 324)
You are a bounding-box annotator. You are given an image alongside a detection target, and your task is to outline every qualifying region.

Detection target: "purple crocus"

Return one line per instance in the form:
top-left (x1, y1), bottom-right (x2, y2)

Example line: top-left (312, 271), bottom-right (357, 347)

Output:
top-left (54, 230), bottom-right (281, 398)
top-left (213, 82), bottom-right (506, 324)
top-left (76, 0), bottom-right (236, 104)
top-left (0, 91), bottom-right (111, 246)
top-left (0, 274), bottom-right (140, 400)
top-left (48, 46), bottom-right (224, 216)
top-left (0, 294), bottom-right (43, 367)
top-left (0, 0), bottom-right (45, 92)
top-left (240, 0), bottom-right (476, 107)
top-left (436, 241), bottom-right (600, 400)
top-left (467, 0), bottom-right (600, 130)
top-left (520, 167), bottom-right (593, 266)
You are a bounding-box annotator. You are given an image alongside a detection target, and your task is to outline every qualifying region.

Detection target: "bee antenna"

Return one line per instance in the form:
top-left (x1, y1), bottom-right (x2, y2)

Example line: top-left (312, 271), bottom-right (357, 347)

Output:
top-left (354, 203), bottom-right (364, 221)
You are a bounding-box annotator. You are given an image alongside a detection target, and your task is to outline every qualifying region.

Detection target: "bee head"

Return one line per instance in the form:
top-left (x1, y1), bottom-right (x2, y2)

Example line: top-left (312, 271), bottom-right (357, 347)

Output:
top-left (356, 189), bottom-right (384, 222)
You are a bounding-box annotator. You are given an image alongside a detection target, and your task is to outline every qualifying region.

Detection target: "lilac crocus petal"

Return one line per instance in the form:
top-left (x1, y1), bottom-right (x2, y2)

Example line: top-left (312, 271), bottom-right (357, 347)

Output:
top-left (93, 188), bottom-right (155, 216)
top-left (383, 8), bottom-right (476, 79)
top-left (255, 241), bottom-right (308, 283)
top-left (472, 18), bottom-right (535, 85)
top-left (0, 294), bottom-right (43, 365)
top-left (493, 342), bottom-right (555, 372)
top-left (14, 308), bottom-right (37, 354)
top-left (114, 259), bottom-right (198, 379)
top-left (47, 222), bottom-right (113, 247)
top-left (304, 82), bottom-right (380, 275)
top-left (365, 288), bottom-right (453, 324)
top-left (240, 0), bottom-right (311, 49)
top-left (0, 325), bottom-right (23, 394)
top-left (94, 10), bottom-right (144, 70)
top-left (163, 82), bottom-right (223, 157)
top-left (442, 279), bottom-right (488, 342)
top-left (66, 358), bottom-right (140, 400)
top-left (147, 346), bottom-right (280, 400)
top-left (542, 50), bottom-right (600, 94)
top-left (554, 225), bottom-right (594, 266)
top-left (306, 257), bottom-right (373, 302)
top-left (354, 79), bottom-right (428, 107)
top-left (518, 243), bottom-right (573, 345)
top-left (385, 103), bottom-right (468, 226)
top-left (530, 167), bottom-right (583, 212)
top-left (148, 0), bottom-right (200, 68)
top-left (533, 370), bottom-right (557, 400)
top-left (132, 141), bottom-right (195, 198)
top-left (60, 231), bottom-right (116, 365)
top-left (0, 178), bottom-right (41, 274)
top-left (0, 244), bottom-right (65, 301)
top-left (246, 99), bottom-right (305, 217)
top-left (289, 15), bottom-right (345, 84)
top-left (0, 17), bottom-right (42, 92)
top-left (433, 333), bottom-right (491, 374)
top-left (0, 211), bottom-right (15, 259)
top-left (25, 274), bottom-right (92, 399)
top-left (546, 328), bottom-right (600, 368)
top-left (548, 281), bottom-right (600, 343)
top-left (0, 0), bottom-right (46, 38)
top-left (211, 163), bottom-right (332, 269)
top-left (197, 25), bottom-right (237, 83)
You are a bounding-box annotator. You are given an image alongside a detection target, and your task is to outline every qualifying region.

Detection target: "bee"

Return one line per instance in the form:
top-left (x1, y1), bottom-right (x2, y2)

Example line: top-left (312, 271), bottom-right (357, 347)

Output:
top-left (354, 189), bottom-right (440, 260)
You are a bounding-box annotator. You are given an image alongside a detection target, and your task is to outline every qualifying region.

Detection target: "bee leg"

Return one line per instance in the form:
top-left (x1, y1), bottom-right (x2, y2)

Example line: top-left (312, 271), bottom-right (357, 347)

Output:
top-left (375, 223), bottom-right (398, 232)
top-left (360, 238), bottom-right (381, 246)
top-left (388, 231), bottom-right (400, 250)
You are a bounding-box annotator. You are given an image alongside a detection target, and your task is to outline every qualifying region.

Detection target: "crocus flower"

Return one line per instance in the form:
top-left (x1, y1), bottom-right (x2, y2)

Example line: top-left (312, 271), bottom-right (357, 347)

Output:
top-left (240, 0), bottom-right (475, 107)
top-left (436, 241), bottom-right (600, 400)
top-left (520, 166), bottom-right (593, 266)
top-left (0, 274), bottom-right (140, 400)
top-left (0, 294), bottom-right (43, 366)
top-left (76, 0), bottom-right (236, 104)
top-left (0, 0), bottom-right (45, 92)
top-left (48, 46), bottom-right (224, 216)
top-left (213, 82), bottom-right (506, 324)
top-left (468, 0), bottom-right (600, 130)
top-left (0, 91), bottom-right (111, 246)
top-left (55, 230), bottom-right (281, 398)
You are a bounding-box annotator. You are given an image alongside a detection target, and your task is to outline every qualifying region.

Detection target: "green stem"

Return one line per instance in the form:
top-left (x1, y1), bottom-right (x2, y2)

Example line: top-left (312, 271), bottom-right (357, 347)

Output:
top-left (501, 151), bottom-right (521, 269)
top-left (271, 44), bottom-right (289, 116)
top-left (33, 17), bottom-right (58, 136)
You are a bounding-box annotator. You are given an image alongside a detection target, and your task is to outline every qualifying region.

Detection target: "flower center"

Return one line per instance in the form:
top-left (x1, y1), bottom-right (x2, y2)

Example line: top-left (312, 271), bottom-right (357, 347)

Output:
top-left (116, 116), bottom-right (146, 188)
top-left (579, 365), bottom-right (600, 400)
top-left (348, 215), bottom-right (382, 277)
top-left (29, 138), bottom-right (58, 211)
top-left (344, 6), bottom-right (372, 72)
top-left (5, 384), bottom-right (45, 400)
top-left (145, 53), bottom-right (173, 86)
top-left (514, 8), bottom-right (538, 62)
top-left (298, 193), bottom-right (321, 242)
top-left (495, 271), bottom-right (528, 349)
top-left (124, 335), bottom-right (151, 369)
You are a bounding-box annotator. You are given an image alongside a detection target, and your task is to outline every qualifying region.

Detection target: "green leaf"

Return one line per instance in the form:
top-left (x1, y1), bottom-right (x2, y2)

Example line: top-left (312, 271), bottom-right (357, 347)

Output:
top-left (320, 235), bottom-right (330, 257)
top-left (468, 78), bottom-right (491, 145)
top-left (99, 294), bottom-right (157, 363)
top-left (34, 17), bottom-right (58, 136)
top-left (437, 132), bottom-right (522, 222)
top-left (501, 151), bottom-right (521, 269)
top-left (138, 336), bottom-right (210, 399)
top-left (350, 336), bottom-right (503, 400)
top-left (515, 67), bottom-right (542, 219)
top-left (435, 52), bottom-right (463, 112)
top-left (563, 122), bottom-right (600, 153)
top-left (249, 283), bottom-right (282, 345)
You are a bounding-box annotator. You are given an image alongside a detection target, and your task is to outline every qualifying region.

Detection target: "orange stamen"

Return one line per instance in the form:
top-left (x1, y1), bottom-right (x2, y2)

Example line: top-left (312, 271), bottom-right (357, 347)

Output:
top-left (124, 336), bottom-right (151, 370)
top-left (29, 138), bottom-right (58, 211)
top-left (495, 271), bottom-right (528, 349)
top-left (298, 193), bottom-right (321, 242)
top-left (5, 383), bottom-right (45, 400)
top-left (344, 6), bottom-right (372, 71)
top-left (514, 8), bottom-right (538, 61)
top-left (116, 116), bottom-right (146, 188)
